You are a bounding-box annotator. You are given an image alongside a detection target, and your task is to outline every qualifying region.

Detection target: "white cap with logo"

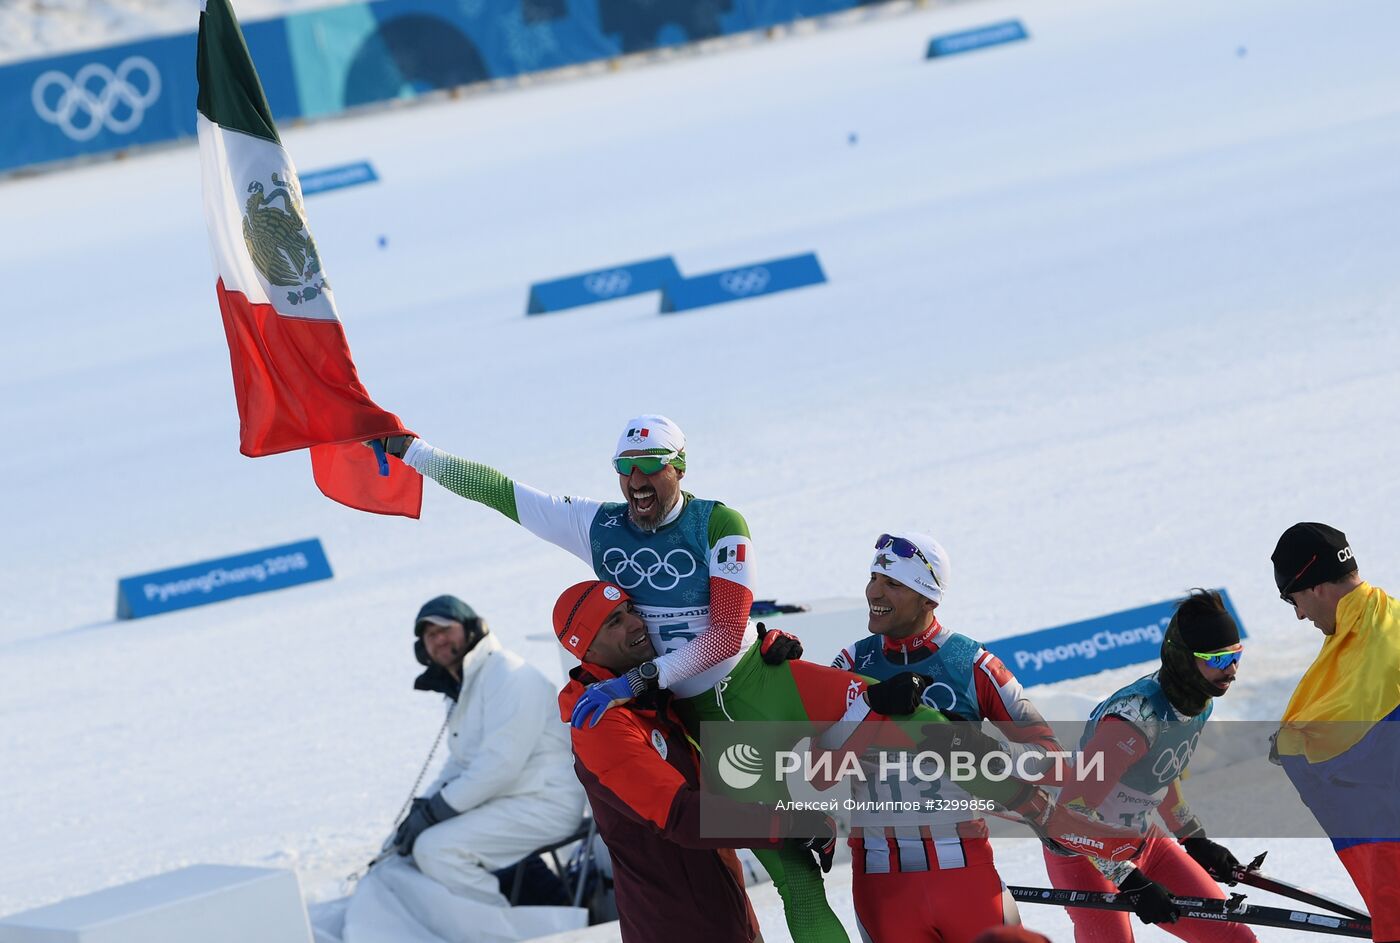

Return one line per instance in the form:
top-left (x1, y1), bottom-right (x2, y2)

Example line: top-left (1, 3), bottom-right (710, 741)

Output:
top-left (614, 414), bottom-right (686, 461)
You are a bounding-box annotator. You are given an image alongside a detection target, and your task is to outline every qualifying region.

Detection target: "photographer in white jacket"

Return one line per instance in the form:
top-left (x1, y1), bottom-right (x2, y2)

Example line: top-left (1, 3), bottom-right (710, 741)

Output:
top-left (396, 595), bottom-right (585, 904)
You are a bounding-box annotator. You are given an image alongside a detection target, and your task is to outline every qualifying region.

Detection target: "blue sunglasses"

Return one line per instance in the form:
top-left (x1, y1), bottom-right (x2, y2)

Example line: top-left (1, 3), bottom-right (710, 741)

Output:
top-left (875, 533), bottom-right (942, 586)
top-left (1192, 646), bottom-right (1243, 670)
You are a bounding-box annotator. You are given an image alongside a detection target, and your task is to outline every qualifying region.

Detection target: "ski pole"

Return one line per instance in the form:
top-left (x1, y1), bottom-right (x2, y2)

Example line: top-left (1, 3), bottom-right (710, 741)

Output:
top-left (1234, 852), bottom-right (1371, 921)
top-left (1008, 885), bottom-right (1373, 938)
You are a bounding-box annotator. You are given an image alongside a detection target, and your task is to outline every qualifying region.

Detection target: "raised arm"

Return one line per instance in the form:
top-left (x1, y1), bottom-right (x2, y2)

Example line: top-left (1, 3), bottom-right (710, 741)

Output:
top-left (400, 438), bottom-right (599, 563)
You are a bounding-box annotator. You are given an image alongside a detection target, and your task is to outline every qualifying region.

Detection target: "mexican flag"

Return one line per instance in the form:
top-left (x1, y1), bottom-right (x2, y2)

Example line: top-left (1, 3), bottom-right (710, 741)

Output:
top-left (196, 0), bottom-right (421, 517)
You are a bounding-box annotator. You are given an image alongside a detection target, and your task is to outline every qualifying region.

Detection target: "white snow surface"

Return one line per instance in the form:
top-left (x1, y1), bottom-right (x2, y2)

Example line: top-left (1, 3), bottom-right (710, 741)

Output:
top-left (2, 0), bottom-right (1398, 938)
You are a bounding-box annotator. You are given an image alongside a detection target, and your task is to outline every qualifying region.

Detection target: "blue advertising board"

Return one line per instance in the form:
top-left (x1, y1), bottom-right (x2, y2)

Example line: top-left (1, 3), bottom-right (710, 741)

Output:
top-left (3, 0), bottom-right (913, 174)
top-left (115, 538), bottom-right (333, 620)
top-left (660, 252), bottom-right (826, 313)
top-left (527, 256), bottom-right (681, 314)
top-left (0, 18), bottom-right (297, 174)
top-left (300, 160), bottom-right (379, 195)
top-left (926, 19), bottom-right (1028, 59)
top-left (984, 589), bottom-right (1246, 687)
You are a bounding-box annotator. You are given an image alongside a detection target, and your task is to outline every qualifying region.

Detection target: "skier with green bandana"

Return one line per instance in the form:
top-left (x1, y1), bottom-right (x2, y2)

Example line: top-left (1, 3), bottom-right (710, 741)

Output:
top-left (371, 415), bottom-right (1144, 942)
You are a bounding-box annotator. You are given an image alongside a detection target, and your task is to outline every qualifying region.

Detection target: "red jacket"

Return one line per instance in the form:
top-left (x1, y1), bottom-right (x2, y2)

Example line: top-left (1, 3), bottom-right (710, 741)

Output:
top-left (560, 663), bottom-right (785, 943)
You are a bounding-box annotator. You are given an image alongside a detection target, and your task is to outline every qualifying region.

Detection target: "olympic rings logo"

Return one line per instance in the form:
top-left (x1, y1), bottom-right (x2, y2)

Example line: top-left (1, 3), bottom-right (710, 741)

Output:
top-left (919, 682), bottom-right (959, 713)
top-left (584, 270), bottom-right (632, 298)
top-left (718, 561), bottom-right (744, 574)
top-left (32, 57), bottom-right (161, 142)
top-left (1150, 732), bottom-right (1200, 784)
top-left (719, 266), bottom-right (771, 296)
top-left (601, 547), bottom-right (697, 591)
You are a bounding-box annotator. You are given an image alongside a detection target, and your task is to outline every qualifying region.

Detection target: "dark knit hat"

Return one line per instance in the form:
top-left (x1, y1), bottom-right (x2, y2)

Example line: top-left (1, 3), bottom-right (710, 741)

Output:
top-left (1172, 590), bottom-right (1240, 652)
top-left (412, 595), bottom-right (485, 675)
top-left (1159, 590), bottom-right (1240, 715)
top-left (1272, 523), bottom-right (1357, 594)
top-left (414, 595), bottom-right (479, 635)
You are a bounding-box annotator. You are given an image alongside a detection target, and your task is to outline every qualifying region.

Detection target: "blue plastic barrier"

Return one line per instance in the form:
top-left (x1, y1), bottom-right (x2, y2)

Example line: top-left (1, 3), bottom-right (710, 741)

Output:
top-left (115, 538), bottom-right (333, 619)
top-left (926, 19), bottom-right (1028, 59)
top-left (660, 252), bottom-right (826, 313)
top-left (527, 256), bottom-right (680, 314)
top-left (984, 589), bottom-right (1246, 687)
top-left (301, 160), bottom-right (379, 195)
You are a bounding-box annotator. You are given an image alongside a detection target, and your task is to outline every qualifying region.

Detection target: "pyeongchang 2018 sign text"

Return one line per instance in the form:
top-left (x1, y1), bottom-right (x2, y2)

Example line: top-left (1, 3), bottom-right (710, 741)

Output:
top-left (984, 589), bottom-right (1246, 686)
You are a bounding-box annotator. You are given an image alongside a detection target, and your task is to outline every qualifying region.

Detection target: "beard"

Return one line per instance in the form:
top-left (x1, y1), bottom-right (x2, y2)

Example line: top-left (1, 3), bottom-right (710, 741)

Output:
top-left (627, 493), bottom-right (678, 532)
top-left (628, 506), bottom-right (659, 533)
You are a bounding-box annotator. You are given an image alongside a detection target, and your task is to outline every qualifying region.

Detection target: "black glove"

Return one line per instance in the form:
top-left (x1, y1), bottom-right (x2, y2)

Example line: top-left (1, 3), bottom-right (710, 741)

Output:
top-left (364, 435), bottom-right (416, 459)
top-left (1118, 869), bottom-right (1179, 925)
top-left (865, 672), bottom-right (933, 716)
top-left (757, 622), bottom-right (803, 665)
top-left (1182, 835), bottom-right (1242, 884)
top-left (394, 792), bottom-right (460, 856)
top-left (918, 719), bottom-right (1005, 774)
top-left (788, 809), bottom-right (838, 873)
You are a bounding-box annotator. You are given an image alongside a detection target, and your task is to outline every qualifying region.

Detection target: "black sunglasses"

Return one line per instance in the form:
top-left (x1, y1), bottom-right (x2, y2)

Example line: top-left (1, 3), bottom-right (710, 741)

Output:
top-left (1278, 554), bottom-right (1318, 608)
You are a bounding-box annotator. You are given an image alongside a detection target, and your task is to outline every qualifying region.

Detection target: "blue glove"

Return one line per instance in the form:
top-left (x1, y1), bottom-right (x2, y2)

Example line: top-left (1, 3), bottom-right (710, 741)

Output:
top-left (394, 792), bottom-right (460, 855)
top-left (571, 670), bottom-right (646, 729)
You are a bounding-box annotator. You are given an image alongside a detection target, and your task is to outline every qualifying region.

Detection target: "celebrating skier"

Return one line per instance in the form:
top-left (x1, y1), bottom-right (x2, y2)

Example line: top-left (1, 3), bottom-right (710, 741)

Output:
top-left (831, 531), bottom-right (1061, 943)
top-left (371, 416), bottom-right (1145, 942)
top-left (1044, 589), bottom-right (1254, 943)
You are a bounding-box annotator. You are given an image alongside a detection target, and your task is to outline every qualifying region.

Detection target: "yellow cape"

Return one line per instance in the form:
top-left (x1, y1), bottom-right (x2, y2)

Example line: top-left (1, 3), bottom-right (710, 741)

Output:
top-left (1278, 583), bottom-right (1400, 763)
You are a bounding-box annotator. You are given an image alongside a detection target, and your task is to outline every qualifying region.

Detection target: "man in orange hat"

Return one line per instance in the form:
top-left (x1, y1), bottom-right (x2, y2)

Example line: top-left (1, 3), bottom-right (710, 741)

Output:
top-left (552, 579), bottom-right (839, 943)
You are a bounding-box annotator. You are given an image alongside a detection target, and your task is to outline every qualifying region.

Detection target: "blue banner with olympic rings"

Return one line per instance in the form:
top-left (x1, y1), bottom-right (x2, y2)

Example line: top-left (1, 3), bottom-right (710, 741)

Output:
top-left (0, 20), bottom-right (296, 174)
top-left (1, 0), bottom-right (907, 174)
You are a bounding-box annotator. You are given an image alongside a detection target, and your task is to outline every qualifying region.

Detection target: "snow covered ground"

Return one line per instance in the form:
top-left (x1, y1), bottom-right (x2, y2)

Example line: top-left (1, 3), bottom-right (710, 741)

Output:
top-left (3, 0), bottom-right (1398, 938)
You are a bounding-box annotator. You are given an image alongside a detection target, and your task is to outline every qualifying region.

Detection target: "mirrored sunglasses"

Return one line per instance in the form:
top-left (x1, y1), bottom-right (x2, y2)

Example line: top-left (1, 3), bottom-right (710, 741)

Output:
top-left (1193, 646), bottom-right (1243, 671)
top-left (613, 452), bottom-right (677, 476)
top-left (875, 533), bottom-right (941, 584)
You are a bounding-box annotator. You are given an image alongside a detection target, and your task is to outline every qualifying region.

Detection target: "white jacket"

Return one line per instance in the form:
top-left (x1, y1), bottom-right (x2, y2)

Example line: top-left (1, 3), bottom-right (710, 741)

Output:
top-left (436, 633), bottom-right (580, 815)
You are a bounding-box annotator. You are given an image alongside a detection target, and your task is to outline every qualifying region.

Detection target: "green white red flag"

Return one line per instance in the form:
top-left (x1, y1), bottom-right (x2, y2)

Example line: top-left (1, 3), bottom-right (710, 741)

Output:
top-left (196, 0), bottom-right (421, 517)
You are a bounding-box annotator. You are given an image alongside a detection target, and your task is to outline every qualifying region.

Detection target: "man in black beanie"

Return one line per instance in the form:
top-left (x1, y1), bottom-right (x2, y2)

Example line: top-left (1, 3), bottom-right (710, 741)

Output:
top-left (1272, 522), bottom-right (1362, 636)
top-left (1272, 524), bottom-right (1400, 941)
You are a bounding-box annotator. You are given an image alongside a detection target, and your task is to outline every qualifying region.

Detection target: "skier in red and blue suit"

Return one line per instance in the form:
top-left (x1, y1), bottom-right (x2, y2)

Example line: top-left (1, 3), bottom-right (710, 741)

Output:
top-left (832, 531), bottom-right (1062, 943)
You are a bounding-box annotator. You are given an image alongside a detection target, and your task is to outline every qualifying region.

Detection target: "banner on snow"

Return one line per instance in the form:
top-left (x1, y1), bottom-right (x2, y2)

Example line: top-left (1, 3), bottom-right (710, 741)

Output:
top-left (660, 252), bottom-right (826, 313)
top-left (116, 538), bottom-right (333, 619)
top-left (926, 20), bottom-right (1028, 59)
top-left (527, 256), bottom-right (681, 314)
top-left (300, 160), bottom-right (378, 195)
top-left (983, 588), bottom-right (1246, 687)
